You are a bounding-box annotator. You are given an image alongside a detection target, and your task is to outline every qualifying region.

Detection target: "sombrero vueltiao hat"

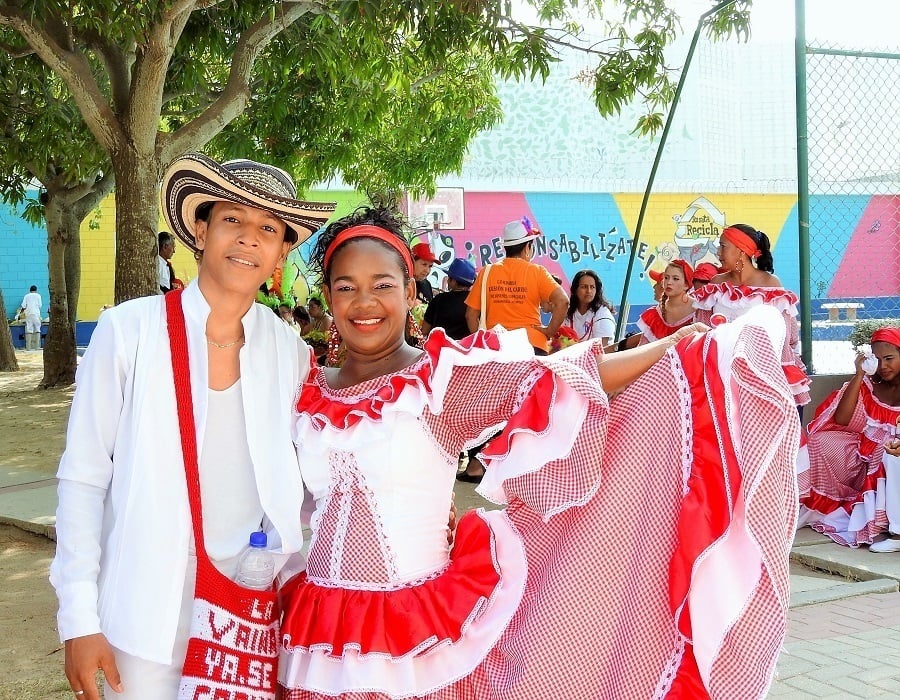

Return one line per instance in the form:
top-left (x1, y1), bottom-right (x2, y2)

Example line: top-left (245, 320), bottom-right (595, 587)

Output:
top-left (160, 152), bottom-right (337, 253)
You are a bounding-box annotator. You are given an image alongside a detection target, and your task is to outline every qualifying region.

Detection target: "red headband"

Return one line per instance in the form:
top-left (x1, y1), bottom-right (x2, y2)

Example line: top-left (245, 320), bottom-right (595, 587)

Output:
top-left (871, 327), bottom-right (900, 349)
top-left (723, 226), bottom-right (761, 259)
top-left (323, 224), bottom-right (415, 277)
top-left (667, 259), bottom-right (694, 287)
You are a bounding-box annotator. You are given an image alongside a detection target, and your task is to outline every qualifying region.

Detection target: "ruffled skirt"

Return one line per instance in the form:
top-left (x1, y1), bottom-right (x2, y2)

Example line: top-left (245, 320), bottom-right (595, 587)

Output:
top-left (280, 509), bottom-right (525, 699)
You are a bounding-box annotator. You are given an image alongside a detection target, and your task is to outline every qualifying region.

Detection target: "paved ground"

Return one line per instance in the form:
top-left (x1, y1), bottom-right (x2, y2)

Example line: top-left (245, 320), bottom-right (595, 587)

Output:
top-left (773, 593), bottom-right (900, 698)
top-left (458, 482), bottom-right (900, 699)
top-left (6, 462), bottom-right (900, 697)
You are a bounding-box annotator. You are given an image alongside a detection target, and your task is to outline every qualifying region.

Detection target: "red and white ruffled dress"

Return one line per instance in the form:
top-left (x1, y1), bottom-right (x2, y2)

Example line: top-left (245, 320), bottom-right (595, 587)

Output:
top-left (797, 377), bottom-right (900, 546)
top-left (279, 312), bottom-right (799, 700)
top-left (692, 283), bottom-right (810, 406)
top-left (636, 305), bottom-right (694, 343)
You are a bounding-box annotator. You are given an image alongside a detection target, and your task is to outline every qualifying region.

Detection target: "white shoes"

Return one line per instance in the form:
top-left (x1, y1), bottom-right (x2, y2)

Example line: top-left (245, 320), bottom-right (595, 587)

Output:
top-left (869, 537), bottom-right (900, 553)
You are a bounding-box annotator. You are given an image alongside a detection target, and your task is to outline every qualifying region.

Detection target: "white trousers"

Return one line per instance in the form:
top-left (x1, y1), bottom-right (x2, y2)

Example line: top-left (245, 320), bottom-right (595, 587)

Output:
top-left (24, 314), bottom-right (41, 333)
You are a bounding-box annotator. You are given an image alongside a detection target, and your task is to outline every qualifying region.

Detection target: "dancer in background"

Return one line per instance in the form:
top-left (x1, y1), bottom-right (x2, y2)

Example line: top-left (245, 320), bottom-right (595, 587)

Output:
top-left (636, 259), bottom-right (695, 343)
top-left (798, 327), bottom-right (900, 549)
top-left (692, 261), bottom-right (720, 290)
top-left (693, 223), bottom-right (810, 406)
top-left (562, 269), bottom-right (616, 346)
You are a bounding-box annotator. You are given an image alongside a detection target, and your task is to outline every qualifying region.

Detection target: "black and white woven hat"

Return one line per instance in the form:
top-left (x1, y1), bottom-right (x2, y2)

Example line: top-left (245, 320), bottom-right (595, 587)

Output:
top-left (160, 152), bottom-right (336, 252)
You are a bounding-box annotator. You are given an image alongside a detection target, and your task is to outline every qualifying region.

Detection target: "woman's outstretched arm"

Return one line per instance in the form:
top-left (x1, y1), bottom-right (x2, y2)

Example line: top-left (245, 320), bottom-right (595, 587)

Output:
top-left (597, 323), bottom-right (709, 395)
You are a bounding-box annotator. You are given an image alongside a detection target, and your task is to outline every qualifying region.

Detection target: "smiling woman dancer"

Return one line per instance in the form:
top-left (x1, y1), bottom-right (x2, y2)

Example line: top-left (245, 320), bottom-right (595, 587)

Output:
top-left (277, 206), bottom-right (800, 700)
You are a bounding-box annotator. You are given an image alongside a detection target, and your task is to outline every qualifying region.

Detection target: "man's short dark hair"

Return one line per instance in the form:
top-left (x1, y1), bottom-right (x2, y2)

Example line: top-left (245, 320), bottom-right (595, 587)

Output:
top-left (158, 231), bottom-right (174, 248)
top-left (30, 285), bottom-right (37, 292)
top-left (504, 241), bottom-right (529, 257)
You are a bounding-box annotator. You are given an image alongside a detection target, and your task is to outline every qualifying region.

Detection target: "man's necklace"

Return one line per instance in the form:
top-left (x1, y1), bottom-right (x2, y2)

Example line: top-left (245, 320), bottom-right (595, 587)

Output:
top-left (206, 336), bottom-right (244, 349)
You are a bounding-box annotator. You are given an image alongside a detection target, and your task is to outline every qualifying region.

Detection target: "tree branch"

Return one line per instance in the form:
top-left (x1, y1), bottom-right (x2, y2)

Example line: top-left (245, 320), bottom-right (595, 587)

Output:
top-left (0, 7), bottom-right (124, 153)
top-left (81, 29), bottom-right (135, 116)
top-left (163, 0), bottom-right (225, 21)
top-left (161, 0), bottom-right (329, 161)
top-left (125, 0), bottom-right (232, 142)
top-left (126, 3), bottom-right (196, 151)
top-left (500, 17), bottom-right (622, 58)
top-left (0, 38), bottom-right (32, 58)
top-left (75, 169), bottom-right (116, 217)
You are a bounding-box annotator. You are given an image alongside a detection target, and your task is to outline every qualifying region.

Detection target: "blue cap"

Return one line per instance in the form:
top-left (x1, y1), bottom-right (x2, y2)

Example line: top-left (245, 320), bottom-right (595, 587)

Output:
top-left (249, 531), bottom-right (268, 548)
top-left (445, 258), bottom-right (476, 286)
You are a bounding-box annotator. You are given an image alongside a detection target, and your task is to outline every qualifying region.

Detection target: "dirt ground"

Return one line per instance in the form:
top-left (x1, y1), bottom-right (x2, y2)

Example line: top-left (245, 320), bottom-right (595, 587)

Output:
top-left (0, 524), bottom-right (69, 699)
top-left (0, 349), bottom-right (489, 698)
top-left (0, 352), bottom-right (71, 478)
top-left (0, 351), bottom-right (72, 698)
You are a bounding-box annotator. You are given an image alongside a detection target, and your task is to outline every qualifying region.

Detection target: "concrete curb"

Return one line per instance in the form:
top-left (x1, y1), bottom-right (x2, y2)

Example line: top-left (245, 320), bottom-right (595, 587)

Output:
top-left (0, 515), bottom-right (56, 541)
top-left (789, 577), bottom-right (898, 608)
top-left (791, 544), bottom-right (900, 584)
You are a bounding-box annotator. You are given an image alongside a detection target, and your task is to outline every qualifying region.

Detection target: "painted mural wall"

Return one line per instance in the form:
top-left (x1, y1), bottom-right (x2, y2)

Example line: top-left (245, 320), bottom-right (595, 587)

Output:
top-left (405, 191), bottom-right (802, 315)
top-left (4, 190), bottom-right (900, 325)
top-left (0, 199), bottom-right (48, 318)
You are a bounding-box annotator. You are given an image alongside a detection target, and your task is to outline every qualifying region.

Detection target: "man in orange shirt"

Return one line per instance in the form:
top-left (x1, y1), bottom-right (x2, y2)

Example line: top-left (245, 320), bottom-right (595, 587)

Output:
top-left (459, 219), bottom-right (567, 482)
top-left (465, 218), bottom-right (567, 356)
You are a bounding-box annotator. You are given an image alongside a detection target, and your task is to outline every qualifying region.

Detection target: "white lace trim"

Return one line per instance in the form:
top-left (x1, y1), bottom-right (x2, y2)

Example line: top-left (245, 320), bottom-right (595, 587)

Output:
top-left (306, 561), bottom-right (451, 592)
top-left (316, 356), bottom-right (429, 405)
top-left (420, 413), bottom-right (460, 465)
top-left (511, 365), bottom-right (545, 415)
top-left (692, 288), bottom-right (798, 317)
top-left (651, 634), bottom-right (686, 700)
top-left (668, 349), bottom-right (694, 496)
top-left (322, 451), bottom-right (399, 587)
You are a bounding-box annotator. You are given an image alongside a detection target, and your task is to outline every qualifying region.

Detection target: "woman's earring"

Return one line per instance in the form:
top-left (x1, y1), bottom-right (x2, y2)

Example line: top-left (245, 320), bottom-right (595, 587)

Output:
top-left (326, 322), bottom-right (343, 367)
top-left (406, 309), bottom-right (425, 347)
top-left (681, 292), bottom-right (690, 304)
top-left (734, 257), bottom-right (745, 273)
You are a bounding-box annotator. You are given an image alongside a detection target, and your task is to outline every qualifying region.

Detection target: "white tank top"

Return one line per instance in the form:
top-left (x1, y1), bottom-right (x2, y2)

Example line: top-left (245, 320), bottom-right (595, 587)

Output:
top-left (199, 379), bottom-right (264, 565)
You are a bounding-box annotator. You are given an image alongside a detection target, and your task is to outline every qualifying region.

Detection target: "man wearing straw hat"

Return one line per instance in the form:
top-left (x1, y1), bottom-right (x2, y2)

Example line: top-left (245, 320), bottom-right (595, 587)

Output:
top-left (50, 153), bottom-right (336, 699)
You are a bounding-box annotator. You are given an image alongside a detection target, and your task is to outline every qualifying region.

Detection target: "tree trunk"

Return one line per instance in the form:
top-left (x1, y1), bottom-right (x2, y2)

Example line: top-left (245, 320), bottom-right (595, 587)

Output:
top-left (113, 148), bottom-right (161, 303)
top-left (40, 198), bottom-right (78, 388)
top-left (0, 288), bottom-right (19, 372)
top-left (65, 227), bottom-right (80, 330)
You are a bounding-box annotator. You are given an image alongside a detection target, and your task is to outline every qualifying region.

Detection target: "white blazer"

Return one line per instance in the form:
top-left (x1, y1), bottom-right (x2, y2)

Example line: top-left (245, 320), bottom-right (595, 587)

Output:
top-left (50, 281), bottom-right (309, 664)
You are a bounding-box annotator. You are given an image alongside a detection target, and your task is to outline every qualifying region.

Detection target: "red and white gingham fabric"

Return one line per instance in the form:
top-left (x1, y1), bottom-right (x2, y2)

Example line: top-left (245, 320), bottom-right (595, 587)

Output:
top-left (798, 377), bottom-right (900, 545)
top-left (282, 311), bottom-right (799, 700)
top-left (636, 305), bottom-right (694, 343)
top-left (692, 283), bottom-right (810, 406)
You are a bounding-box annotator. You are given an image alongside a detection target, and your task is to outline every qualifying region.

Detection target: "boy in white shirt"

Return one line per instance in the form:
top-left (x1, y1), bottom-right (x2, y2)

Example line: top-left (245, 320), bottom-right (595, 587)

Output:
top-left (50, 153), bottom-right (336, 699)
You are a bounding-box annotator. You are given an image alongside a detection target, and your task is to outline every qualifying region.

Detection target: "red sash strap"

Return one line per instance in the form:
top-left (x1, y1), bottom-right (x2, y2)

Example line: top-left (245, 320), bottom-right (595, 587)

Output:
top-left (165, 290), bottom-right (280, 700)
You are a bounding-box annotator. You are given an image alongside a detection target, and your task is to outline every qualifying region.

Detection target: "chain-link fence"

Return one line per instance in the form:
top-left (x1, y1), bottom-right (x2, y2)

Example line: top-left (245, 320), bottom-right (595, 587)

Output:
top-left (805, 42), bottom-right (900, 360)
top-left (612, 12), bottom-right (900, 375)
top-left (612, 19), bottom-right (801, 336)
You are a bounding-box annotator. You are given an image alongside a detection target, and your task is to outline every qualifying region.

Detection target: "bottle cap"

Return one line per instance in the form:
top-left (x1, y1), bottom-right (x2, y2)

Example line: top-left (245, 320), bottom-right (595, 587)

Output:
top-left (249, 531), bottom-right (268, 548)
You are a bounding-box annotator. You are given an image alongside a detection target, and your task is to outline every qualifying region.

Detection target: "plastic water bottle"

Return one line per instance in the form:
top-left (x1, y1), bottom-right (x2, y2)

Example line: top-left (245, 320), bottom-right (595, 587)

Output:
top-left (235, 531), bottom-right (275, 591)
